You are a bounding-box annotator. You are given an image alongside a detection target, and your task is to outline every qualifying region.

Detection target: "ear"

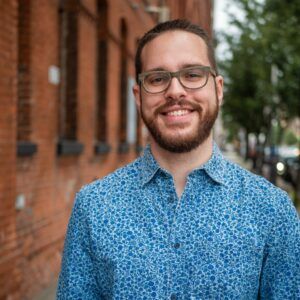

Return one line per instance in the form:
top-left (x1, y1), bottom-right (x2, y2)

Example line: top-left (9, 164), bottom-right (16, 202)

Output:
top-left (133, 84), bottom-right (141, 110)
top-left (215, 75), bottom-right (224, 106)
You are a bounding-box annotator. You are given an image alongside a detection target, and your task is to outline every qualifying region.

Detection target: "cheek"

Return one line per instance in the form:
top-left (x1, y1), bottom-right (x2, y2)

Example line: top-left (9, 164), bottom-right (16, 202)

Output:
top-left (196, 84), bottom-right (218, 105)
top-left (193, 91), bottom-right (212, 107)
top-left (141, 95), bottom-right (163, 113)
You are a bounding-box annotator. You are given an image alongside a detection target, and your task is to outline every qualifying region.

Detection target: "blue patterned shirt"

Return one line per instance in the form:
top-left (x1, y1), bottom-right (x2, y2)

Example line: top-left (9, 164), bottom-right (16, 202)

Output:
top-left (57, 144), bottom-right (300, 299)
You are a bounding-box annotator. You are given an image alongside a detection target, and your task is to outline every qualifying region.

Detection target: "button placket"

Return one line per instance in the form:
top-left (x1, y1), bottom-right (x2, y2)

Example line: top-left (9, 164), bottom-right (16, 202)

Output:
top-left (173, 242), bottom-right (181, 249)
top-left (168, 195), bottom-right (176, 204)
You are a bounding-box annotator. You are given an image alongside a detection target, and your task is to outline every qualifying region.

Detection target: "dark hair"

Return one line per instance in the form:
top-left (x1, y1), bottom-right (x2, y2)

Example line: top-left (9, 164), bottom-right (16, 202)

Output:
top-left (135, 19), bottom-right (217, 83)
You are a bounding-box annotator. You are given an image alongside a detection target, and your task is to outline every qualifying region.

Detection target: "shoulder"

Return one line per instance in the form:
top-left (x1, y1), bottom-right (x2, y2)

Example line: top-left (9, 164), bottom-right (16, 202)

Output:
top-left (74, 157), bottom-right (143, 207)
top-left (225, 159), bottom-right (272, 188)
top-left (221, 159), bottom-right (299, 239)
top-left (223, 158), bottom-right (296, 212)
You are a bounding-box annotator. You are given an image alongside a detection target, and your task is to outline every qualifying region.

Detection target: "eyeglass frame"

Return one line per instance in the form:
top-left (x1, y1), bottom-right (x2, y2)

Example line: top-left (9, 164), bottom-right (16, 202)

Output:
top-left (138, 65), bottom-right (217, 94)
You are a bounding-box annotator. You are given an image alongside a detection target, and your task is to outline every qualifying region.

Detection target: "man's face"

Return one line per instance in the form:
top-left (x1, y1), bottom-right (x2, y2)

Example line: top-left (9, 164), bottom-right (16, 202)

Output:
top-left (133, 30), bottom-right (223, 153)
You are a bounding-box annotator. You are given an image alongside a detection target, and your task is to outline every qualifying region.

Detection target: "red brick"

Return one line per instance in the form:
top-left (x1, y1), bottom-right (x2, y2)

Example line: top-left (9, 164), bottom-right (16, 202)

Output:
top-left (0, 0), bottom-right (212, 298)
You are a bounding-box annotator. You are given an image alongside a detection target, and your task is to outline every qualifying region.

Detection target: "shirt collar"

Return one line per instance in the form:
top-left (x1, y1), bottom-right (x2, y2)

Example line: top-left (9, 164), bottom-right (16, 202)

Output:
top-left (140, 145), bottom-right (161, 186)
top-left (140, 142), bottom-right (228, 186)
top-left (199, 142), bottom-right (227, 186)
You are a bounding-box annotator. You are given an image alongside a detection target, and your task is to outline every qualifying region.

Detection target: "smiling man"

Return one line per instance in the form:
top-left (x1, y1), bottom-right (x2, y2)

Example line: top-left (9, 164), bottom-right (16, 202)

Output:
top-left (57, 20), bottom-right (300, 299)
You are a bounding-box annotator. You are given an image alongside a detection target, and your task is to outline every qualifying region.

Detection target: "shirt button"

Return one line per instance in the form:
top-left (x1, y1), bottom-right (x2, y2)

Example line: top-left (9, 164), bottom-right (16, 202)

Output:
top-left (168, 196), bottom-right (176, 203)
top-left (173, 242), bottom-right (181, 249)
top-left (170, 294), bottom-right (177, 300)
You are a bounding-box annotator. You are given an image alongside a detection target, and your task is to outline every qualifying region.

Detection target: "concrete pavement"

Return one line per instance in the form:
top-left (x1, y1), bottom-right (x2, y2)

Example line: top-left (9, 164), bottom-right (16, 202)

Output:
top-left (32, 280), bottom-right (57, 300)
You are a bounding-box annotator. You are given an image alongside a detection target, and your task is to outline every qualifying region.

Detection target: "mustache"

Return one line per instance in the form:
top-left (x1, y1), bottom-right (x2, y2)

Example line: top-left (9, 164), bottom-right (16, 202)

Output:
top-left (155, 98), bottom-right (202, 115)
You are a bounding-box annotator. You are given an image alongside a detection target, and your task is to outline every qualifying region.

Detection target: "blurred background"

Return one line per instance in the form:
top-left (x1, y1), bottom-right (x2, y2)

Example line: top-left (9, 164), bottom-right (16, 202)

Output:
top-left (0, 0), bottom-right (299, 299)
top-left (214, 0), bottom-right (300, 208)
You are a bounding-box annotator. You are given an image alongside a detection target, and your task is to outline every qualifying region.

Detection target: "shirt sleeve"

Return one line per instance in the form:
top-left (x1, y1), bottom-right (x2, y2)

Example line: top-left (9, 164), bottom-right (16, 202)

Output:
top-left (259, 192), bottom-right (300, 299)
top-left (56, 188), bottom-right (100, 299)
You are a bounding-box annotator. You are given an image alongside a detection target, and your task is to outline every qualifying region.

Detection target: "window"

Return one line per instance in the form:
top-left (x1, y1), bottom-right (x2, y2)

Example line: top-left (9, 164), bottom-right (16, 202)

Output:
top-left (118, 19), bottom-right (129, 153)
top-left (95, 0), bottom-right (110, 154)
top-left (17, 0), bottom-right (37, 156)
top-left (57, 0), bottom-right (83, 155)
top-left (134, 37), bottom-right (143, 153)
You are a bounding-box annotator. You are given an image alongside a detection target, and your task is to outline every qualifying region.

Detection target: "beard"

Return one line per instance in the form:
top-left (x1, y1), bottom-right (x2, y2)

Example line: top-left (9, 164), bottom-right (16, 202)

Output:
top-left (140, 94), bottom-right (219, 153)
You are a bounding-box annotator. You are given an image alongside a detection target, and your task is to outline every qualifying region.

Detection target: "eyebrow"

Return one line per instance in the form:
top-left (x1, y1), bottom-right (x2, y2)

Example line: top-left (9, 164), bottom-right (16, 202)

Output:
top-left (181, 63), bottom-right (207, 69)
top-left (144, 64), bottom-right (207, 73)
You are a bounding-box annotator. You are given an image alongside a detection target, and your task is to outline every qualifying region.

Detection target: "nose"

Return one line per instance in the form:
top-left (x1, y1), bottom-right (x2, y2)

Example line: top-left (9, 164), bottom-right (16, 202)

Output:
top-left (164, 77), bottom-right (187, 100)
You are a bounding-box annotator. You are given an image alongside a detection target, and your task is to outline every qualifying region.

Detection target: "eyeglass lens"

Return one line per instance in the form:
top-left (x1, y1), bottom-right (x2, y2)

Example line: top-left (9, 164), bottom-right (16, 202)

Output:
top-left (142, 67), bottom-right (210, 93)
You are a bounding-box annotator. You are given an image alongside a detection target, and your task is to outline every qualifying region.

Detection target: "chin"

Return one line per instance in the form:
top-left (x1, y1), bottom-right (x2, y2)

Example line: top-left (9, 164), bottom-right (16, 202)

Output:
top-left (141, 102), bottom-right (219, 153)
top-left (152, 129), bottom-right (211, 153)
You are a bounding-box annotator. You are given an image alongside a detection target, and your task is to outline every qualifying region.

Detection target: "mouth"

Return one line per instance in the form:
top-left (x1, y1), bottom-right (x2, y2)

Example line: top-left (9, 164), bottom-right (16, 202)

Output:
top-left (158, 107), bottom-right (198, 127)
top-left (162, 109), bottom-right (194, 117)
top-left (153, 101), bottom-right (201, 126)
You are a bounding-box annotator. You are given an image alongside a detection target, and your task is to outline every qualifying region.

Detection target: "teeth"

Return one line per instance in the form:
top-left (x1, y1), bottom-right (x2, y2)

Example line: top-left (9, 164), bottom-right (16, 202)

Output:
top-left (167, 110), bottom-right (189, 116)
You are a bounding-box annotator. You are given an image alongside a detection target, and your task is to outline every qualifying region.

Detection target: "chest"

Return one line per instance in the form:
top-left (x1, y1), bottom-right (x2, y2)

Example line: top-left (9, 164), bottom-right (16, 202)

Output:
top-left (88, 188), bottom-right (265, 298)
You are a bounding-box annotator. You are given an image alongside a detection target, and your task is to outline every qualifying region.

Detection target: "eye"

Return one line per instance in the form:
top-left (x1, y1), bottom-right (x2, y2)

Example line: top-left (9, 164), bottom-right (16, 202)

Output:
top-left (182, 68), bottom-right (206, 81)
top-left (146, 73), bottom-right (169, 85)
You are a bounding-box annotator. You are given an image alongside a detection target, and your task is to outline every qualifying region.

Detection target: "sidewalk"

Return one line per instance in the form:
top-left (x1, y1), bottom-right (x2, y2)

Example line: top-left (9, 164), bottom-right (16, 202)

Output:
top-left (32, 280), bottom-right (57, 300)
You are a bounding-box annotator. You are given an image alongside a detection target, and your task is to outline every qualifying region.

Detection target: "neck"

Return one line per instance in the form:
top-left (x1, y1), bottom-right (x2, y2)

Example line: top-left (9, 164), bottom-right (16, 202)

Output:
top-left (150, 135), bottom-right (214, 197)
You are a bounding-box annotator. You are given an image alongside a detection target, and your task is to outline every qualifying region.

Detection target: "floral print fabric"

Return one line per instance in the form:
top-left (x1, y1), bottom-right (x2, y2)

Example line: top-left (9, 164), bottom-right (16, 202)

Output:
top-left (57, 144), bottom-right (300, 299)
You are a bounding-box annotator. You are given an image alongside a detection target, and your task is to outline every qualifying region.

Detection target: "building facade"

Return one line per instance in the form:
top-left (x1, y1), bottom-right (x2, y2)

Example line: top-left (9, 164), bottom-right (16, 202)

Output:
top-left (0, 0), bottom-right (212, 299)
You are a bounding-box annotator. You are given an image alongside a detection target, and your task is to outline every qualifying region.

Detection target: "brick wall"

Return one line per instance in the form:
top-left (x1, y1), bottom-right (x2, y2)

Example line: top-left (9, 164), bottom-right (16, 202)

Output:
top-left (167, 0), bottom-right (213, 35)
top-left (0, 0), bottom-right (212, 298)
top-left (0, 0), bottom-right (19, 299)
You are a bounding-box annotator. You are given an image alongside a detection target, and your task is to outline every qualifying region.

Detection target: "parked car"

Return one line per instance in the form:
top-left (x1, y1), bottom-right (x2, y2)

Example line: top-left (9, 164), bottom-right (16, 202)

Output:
top-left (277, 156), bottom-right (300, 187)
top-left (275, 146), bottom-right (300, 187)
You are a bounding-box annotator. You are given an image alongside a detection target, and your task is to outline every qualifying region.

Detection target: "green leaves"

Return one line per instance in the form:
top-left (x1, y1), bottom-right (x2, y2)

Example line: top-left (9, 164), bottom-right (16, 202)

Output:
top-left (219, 0), bottom-right (300, 142)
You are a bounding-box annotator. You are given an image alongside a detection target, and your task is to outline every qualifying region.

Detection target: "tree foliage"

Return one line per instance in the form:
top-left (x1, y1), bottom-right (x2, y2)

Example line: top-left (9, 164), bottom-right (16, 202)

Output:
top-left (219, 0), bottom-right (300, 143)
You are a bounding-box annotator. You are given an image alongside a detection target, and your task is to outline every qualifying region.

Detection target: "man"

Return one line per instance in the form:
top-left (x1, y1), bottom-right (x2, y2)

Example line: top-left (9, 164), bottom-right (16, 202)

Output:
top-left (57, 20), bottom-right (300, 299)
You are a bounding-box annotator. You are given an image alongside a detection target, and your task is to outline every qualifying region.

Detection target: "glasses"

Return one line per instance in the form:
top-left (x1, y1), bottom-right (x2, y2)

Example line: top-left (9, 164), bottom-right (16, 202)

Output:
top-left (138, 66), bottom-right (216, 94)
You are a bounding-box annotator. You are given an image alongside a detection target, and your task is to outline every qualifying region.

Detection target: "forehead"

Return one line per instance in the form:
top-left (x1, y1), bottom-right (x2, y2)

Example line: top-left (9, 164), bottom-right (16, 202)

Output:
top-left (141, 30), bottom-right (209, 71)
